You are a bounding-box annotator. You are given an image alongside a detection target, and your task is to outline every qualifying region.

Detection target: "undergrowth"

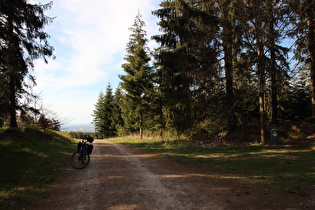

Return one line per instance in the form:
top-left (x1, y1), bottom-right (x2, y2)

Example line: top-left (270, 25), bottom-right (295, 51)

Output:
top-left (0, 127), bottom-right (76, 209)
top-left (108, 136), bottom-right (315, 196)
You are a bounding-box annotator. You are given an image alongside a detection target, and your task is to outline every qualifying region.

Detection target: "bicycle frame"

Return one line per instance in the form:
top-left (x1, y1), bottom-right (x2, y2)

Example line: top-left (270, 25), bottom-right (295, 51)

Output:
top-left (70, 139), bottom-right (91, 169)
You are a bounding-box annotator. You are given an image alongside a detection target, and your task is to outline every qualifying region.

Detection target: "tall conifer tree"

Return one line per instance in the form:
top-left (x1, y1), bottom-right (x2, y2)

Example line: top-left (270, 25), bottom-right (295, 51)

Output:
top-left (111, 87), bottom-right (124, 136)
top-left (92, 92), bottom-right (106, 136)
top-left (288, 0), bottom-right (315, 117)
top-left (0, 0), bottom-right (54, 127)
top-left (92, 84), bottom-right (116, 137)
top-left (104, 84), bottom-right (115, 137)
top-left (119, 13), bottom-right (152, 139)
top-left (153, 0), bottom-right (221, 135)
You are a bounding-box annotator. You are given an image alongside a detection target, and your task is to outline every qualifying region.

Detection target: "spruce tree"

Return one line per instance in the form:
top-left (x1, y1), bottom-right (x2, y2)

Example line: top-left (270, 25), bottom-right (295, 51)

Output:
top-left (92, 84), bottom-right (115, 137)
top-left (111, 87), bottom-right (124, 136)
top-left (288, 0), bottom-right (315, 117)
top-left (152, 0), bottom-right (304, 143)
top-left (153, 0), bottom-right (221, 135)
top-left (119, 13), bottom-right (152, 139)
top-left (92, 92), bottom-right (106, 136)
top-left (0, 0), bottom-right (54, 127)
top-left (104, 83), bottom-right (115, 137)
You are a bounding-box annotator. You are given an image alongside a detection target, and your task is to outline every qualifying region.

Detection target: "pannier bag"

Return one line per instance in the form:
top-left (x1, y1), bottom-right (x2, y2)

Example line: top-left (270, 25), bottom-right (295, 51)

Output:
top-left (86, 136), bottom-right (94, 143)
top-left (88, 144), bottom-right (93, 154)
top-left (77, 142), bottom-right (93, 154)
top-left (77, 142), bottom-right (82, 150)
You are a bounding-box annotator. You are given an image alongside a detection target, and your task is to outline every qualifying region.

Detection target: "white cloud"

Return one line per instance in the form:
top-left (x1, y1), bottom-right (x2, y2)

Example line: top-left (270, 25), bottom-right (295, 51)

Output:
top-left (33, 0), bottom-right (161, 123)
top-left (36, 0), bottom-right (160, 88)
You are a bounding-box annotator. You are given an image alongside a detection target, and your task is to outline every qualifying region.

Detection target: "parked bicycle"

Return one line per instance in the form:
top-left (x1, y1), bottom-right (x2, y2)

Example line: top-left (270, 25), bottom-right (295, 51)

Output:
top-left (70, 136), bottom-right (94, 169)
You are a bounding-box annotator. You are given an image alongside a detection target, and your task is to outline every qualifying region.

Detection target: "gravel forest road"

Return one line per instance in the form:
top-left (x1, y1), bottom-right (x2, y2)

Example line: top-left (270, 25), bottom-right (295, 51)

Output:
top-left (27, 139), bottom-right (314, 210)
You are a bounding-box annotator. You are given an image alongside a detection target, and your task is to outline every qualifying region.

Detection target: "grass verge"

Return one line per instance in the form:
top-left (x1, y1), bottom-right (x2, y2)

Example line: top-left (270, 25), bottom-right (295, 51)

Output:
top-left (0, 127), bottom-right (76, 209)
top-left (108, 136), bottom-right (315, 196)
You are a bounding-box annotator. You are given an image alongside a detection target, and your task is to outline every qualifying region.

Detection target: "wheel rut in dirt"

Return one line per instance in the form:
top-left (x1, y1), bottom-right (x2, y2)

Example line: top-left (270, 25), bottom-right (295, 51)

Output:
top-left (27, 139), bottom-right (225, 210)
top-left (27, 140), bottom-right (314, 209)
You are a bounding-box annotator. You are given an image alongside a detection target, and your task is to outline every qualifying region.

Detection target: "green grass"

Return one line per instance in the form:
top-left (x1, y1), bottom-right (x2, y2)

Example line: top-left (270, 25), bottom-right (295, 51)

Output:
top-left (1, 128), bottom-right (313, 208)
top-left (108, 137), bottom-right (315, 196)
top-left (0, 127), bottom-right (77, 209)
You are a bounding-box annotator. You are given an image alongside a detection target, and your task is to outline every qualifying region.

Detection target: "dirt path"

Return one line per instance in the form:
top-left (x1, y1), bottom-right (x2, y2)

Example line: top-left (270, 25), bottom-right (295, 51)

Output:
top-left (27, 139), bottom-right (314, 210)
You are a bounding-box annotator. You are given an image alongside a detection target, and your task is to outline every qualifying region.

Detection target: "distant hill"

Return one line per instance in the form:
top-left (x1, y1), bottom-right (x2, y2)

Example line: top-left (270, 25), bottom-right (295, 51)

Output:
top-left (61, 123), bottom-right (95, 132)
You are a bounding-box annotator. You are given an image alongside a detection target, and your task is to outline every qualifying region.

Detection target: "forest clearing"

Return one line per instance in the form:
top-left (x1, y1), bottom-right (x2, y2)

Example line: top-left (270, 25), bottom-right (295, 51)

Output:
top-left (0, 124), bottom-right (314, 209)
top-left (28, 139), bottom-right (314, 209)
top-left (1, 1), bottom-right (315, 208)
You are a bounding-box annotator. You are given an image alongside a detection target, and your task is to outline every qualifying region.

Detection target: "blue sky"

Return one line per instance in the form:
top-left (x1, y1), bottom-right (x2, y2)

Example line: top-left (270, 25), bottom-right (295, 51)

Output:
top-left (32, 0), bottom-right (161, 124)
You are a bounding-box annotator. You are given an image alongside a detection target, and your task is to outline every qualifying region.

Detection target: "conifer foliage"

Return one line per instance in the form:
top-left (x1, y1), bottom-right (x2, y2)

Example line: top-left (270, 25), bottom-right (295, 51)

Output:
top-left (92, 84), bottom-right (121, 138)
top-left (119, 13), bottom-right (153, 139)
top-left (93, 1), bottom-right (314, 143)
top-left (0, 0), bottom-right (54, 127)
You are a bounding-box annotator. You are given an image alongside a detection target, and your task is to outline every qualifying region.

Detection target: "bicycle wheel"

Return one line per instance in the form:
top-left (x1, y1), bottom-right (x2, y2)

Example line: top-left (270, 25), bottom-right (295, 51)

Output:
top-left (70, 150), bottom-right (90, 169)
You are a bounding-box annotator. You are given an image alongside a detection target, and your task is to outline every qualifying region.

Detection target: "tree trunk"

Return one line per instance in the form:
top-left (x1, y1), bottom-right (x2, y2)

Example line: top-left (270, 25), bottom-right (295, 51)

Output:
top-left (7, 17), bottom-right (18, 128)
top-left (159, 96), bottom-right (164, 138)
top-left (269, 13), bottom-right (278, 124)
top-left (255, 0), bottom-right (267, 143)
top-left (258, 48), bottom-right (267, 143)
top-left (306, 9), bottom-right (315, 117)
top-left (139, 111), bottom-right (143, 139)
top-left (9, 76), bottom-right (18, 127)
top-left (222, 8), bottom-right (237, 134)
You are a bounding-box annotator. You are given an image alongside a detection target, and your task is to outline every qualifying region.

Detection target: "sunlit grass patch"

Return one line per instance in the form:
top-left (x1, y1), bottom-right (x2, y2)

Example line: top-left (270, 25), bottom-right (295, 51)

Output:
top-left (108, 136), bottom-right (315, 195)
top-left (0, 127), bottom-right (75, 208)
